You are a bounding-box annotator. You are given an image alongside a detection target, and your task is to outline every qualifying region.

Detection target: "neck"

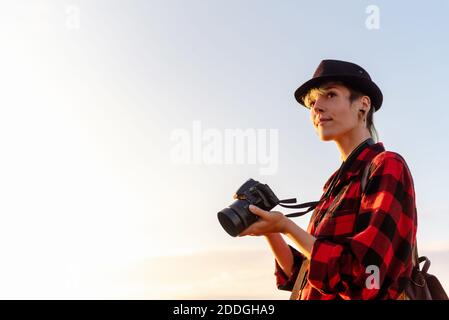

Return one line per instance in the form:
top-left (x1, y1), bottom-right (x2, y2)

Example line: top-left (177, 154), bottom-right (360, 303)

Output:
top-left (335, 129), bottom-right (372, 162)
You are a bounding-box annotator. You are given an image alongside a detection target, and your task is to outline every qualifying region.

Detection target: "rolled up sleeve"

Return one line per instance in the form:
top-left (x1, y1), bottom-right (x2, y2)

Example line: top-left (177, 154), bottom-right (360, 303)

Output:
top-left (274, 245), bottom-right (305, 291)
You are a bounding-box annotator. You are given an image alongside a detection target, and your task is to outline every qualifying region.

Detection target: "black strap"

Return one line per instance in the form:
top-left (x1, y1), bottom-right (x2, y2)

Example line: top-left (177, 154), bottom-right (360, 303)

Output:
top-left (277, 198), bottom-right (321, 217)
top-left (284, 204), bottom-right (319, 218)
top-left (279, 138), bottom-right (375, 220)
top-left (277, 198), bottom-right (298, 204)
top-left (278, 199), bottom-right (320, 209)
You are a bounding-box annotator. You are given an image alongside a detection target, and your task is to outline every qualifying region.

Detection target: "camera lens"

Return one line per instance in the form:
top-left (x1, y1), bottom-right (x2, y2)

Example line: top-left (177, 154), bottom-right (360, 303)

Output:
top-left (217, 200), bottom-right (258, 237)
top-left (217, 208), bottom-right (243, 237)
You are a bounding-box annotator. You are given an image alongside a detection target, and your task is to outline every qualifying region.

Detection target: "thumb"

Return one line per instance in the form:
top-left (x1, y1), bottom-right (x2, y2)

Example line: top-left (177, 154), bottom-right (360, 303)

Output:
top-left (249, 204), bottom-right (268, 218)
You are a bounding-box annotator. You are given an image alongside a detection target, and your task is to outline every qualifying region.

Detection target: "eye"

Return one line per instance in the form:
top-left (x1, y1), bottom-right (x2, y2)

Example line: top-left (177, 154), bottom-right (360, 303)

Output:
top-left (327, 91), bottom-right (337, 98)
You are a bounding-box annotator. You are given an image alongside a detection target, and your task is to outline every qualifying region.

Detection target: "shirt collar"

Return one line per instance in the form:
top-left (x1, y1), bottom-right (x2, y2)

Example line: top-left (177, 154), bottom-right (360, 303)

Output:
top-left (323, 139), bottom-right (386, 192)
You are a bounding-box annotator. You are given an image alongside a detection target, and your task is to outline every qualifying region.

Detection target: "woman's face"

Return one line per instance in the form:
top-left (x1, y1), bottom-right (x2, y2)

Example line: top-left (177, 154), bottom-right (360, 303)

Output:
top-left (307, 82), bottom-right (363, 141)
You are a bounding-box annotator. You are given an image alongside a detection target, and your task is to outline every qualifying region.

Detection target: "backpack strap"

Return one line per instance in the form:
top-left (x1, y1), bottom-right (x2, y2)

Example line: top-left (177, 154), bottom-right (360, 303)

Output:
top-left (360, 161), bottom-right (372, 196)
top-left (289, 259), bottom-right (310, 300)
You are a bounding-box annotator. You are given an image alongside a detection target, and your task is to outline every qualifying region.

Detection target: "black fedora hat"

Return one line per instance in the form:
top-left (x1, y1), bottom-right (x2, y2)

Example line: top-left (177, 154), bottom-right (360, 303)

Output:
top-left (294, 59), bottom-right (383, 111)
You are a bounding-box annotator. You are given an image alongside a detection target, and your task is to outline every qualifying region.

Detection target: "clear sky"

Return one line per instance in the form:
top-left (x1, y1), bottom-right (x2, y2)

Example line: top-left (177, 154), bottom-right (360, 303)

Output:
top-left (0, 0), bottom-right (448, 298)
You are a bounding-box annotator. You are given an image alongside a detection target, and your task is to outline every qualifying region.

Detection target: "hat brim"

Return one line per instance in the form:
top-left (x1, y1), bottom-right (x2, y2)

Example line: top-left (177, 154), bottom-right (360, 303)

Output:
top-left (294, 75), bottom-right (383, 111)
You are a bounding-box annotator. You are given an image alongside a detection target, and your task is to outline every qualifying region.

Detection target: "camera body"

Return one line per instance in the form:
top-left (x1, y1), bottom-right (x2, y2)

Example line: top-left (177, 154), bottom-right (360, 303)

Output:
top-left (217, 178), bottom-right (280, 237)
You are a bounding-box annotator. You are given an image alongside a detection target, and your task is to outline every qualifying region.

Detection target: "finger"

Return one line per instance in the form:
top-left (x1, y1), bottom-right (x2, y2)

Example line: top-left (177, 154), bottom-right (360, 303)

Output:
top-left (249, 205), bottom-right (269, 218)
top-left (238, 227), bottom-right (250, 237)
top-left (240, 231), bottom-right (257, 237)
top-left (239, 225), bottom-right (257, 237)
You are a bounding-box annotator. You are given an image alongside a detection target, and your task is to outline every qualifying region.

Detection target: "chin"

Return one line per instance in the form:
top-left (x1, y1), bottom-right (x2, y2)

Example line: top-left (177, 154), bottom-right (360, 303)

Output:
top-left (318, 133), bottom-right (335, 141)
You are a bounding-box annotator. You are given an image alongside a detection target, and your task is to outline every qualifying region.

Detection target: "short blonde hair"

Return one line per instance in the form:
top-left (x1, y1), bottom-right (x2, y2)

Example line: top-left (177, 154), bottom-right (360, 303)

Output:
top-left (303, 87), bottom-right (327, 109)
top-left (303, 81), bottom-right (346, 108)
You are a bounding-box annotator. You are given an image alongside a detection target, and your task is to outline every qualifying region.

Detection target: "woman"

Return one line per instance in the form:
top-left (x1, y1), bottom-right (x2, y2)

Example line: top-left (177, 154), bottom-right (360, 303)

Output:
top-left (239, 59), bottom-right (417, 300)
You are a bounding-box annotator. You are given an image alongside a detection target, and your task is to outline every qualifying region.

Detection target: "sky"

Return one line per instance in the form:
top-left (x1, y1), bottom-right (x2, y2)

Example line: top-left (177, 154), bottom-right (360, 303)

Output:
top-left (0, 0), bottom-right (448, 299)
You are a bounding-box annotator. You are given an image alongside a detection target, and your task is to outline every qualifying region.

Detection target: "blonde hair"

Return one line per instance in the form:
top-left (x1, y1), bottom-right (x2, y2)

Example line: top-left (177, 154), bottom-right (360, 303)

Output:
top-left (303, 87), bottom-right (327, 109)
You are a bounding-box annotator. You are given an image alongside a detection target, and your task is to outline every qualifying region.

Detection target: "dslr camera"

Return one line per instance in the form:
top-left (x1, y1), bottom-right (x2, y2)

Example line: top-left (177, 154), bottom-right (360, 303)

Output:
top-left (217, 179), bottom-right (280, 237)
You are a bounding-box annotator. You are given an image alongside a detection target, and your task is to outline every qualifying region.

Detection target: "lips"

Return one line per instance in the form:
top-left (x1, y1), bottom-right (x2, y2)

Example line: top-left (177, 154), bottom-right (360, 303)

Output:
top-left (316, 118), bottom-right (332, 126)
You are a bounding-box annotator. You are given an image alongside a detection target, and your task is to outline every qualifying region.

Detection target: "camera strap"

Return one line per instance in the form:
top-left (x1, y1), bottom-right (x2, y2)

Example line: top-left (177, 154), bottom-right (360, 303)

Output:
top-left (278, 137), bottom-right (375, 219)
top-left (277, 198), bottom-right (321, 217)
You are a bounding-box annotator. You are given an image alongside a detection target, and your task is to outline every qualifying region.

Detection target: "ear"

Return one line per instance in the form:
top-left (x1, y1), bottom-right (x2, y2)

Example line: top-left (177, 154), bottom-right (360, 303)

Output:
top-left (360, 95), bottom-right (371, 114)
top-left (357, 96), bottom-right (371, 123)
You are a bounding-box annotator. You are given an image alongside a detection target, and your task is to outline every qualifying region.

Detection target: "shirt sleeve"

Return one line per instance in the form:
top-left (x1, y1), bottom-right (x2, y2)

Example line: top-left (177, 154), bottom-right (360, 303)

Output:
top-left (274, 245), bottom-right (305, 291)
top-left (307, 152), bottom-right (417, 299)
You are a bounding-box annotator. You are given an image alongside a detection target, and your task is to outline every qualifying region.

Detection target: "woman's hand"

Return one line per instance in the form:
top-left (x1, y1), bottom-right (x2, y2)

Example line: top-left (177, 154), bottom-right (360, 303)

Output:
top-left (239, 204), bottom-right (317, 259)
top-left (238, 205), bottom-right (288, 237)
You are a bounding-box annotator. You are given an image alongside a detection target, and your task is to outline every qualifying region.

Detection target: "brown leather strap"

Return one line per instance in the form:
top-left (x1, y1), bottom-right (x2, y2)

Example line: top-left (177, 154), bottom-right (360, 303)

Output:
top-left (397, 290), bottom-right (409, 300)
top-left (290, 259), bottom-right (310, 300)
top-left (412, 241), bottom-right (418, 267)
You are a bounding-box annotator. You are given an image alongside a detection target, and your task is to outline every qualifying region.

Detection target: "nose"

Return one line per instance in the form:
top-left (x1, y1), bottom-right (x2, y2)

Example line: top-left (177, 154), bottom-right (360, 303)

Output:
top-left (310, 96), bottom-right (327, 126)
top-left (311, 96), bottom-right (326, 114)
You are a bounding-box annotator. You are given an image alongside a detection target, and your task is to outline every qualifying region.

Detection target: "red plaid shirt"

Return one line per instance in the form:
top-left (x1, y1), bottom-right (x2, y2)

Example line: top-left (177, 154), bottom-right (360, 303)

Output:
top-left (275, 141), bottom-right (417, 299)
